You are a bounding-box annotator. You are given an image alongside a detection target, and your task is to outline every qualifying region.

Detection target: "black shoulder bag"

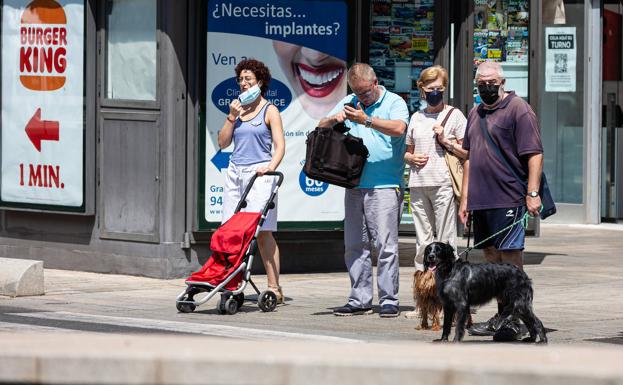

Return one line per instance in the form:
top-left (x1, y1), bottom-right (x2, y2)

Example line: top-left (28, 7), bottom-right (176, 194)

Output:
top-left (303, 122), bottom-right (369, 189)
top-left (479, 115), bottom-right (556, 220)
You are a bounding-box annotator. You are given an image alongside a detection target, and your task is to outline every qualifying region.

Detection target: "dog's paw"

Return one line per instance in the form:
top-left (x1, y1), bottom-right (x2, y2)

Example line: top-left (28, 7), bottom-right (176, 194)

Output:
top-left (431, 325), bottom-right (441, 331)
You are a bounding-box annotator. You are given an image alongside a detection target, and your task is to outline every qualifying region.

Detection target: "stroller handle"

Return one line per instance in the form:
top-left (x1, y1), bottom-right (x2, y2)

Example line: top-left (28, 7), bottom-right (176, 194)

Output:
top-left (257, 171), bottom-right (284, 186)
top-left (234, 171), bottom-right (284, 214)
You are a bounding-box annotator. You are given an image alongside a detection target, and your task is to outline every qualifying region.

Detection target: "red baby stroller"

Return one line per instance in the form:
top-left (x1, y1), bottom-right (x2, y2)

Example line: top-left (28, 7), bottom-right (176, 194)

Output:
top-left (176, 171), bottom-right (284, 315)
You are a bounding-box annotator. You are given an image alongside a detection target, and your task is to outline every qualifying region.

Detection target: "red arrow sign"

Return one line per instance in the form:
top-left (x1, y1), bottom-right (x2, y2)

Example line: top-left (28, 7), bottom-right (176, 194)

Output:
top-left (25, 108), bottom-right (59, 152)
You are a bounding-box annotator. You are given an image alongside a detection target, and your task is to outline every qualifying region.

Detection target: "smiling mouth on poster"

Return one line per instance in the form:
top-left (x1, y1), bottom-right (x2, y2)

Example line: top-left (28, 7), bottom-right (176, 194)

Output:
top-left (202, 0), bottom-right (349, 228)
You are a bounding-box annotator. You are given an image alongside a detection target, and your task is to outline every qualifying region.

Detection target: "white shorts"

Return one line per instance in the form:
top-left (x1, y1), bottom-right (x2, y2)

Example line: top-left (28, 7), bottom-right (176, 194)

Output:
top-left (222, 161), bottom-right (278, 232)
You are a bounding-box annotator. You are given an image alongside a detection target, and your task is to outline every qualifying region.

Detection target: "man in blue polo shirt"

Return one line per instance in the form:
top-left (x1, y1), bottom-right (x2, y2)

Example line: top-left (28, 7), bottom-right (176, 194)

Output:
top-left (318, 63), bottom-right (409, 318)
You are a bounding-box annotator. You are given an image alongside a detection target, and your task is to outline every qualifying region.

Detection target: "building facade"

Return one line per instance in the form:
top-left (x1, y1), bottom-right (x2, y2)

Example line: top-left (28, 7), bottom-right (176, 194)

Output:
top-left (0, 0), bottom-right (618, 278)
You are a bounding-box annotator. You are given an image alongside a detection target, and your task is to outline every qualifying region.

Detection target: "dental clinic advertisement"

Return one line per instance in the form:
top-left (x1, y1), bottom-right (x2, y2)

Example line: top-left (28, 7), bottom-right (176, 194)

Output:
top-left (203, 0), bottom-right (348, 227)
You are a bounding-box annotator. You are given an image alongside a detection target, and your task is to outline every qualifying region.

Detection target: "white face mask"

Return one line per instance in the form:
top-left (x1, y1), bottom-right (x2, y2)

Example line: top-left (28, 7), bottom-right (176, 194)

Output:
top-left (238, 84), bottom-right (261, 105)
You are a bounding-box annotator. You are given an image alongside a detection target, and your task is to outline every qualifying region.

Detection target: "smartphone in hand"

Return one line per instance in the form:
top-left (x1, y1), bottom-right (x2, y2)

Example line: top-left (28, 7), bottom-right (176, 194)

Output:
top-left (344, 102), bottom-right (356, 109)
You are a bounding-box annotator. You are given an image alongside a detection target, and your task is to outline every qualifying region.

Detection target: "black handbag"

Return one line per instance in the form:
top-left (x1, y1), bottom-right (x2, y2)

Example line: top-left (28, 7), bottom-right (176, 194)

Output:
top-left (479, 116), bottom-right (556, 220)
top-left (303, 122), bottom-right (369, 189)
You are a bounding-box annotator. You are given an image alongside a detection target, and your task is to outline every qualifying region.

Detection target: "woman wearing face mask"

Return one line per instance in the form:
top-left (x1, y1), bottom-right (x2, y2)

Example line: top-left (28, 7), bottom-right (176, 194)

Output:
top-left (218, 58), bottom-right (286, 304)
top-left (404, 65), bottom-right (468, 276)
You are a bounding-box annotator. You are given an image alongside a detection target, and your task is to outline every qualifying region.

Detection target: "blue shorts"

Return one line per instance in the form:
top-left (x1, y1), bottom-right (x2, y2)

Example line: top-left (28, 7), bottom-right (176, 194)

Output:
top-left (471, 206), bottom-right (526, 251)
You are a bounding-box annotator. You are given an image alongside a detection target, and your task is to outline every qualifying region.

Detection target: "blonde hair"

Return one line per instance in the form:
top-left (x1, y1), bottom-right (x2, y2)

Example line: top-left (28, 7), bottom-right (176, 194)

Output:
top-left (416, 65), bottom-right (449, 89)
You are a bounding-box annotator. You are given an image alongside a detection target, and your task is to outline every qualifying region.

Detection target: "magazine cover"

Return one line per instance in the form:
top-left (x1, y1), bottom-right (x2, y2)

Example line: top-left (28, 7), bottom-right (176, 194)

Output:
top-left (486, 0), bottom-right (507, 30)
top-left (474, 0), bottom-right (488, 30)
top-left (487, 30), bottom-right (506, 61)
top-left (506, 27), bottom-right (528, 63)
top-left (508, 0), bottom-right (529, 27)
top-left (474, 30), bottom-right (489, 60)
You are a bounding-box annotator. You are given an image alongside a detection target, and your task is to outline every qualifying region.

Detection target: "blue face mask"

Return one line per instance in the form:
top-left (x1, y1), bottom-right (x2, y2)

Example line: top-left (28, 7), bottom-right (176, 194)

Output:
top-left (238, 84), bottom-right (261, 105)
top-left (425, 90), bottom-right (444, 107)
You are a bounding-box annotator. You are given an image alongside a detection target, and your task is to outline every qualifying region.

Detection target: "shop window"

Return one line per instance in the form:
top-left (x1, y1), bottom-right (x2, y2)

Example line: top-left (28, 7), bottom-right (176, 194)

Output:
top-left (368, 1), bottom-right (437, 230)
top-left (105, 0), bottom-right (157, 101)
top-left (473, 0), bottom-right (529, 103)
top-left (369, 1), bottom-right (435, 113)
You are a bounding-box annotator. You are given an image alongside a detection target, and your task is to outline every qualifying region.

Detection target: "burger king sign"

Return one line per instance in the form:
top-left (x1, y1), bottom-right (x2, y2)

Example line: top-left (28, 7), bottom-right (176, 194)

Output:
top-left (1, 0), bottom-right (84, 209)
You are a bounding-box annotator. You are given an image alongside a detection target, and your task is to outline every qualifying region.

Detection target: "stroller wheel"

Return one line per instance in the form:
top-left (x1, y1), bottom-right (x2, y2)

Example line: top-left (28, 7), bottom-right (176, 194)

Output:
top-left (176, 302), bottom-right (196, 313)
top-left (216, 297), bottom-right (227, 314)
top-left (258, 290), bottom-right (278, 312)
top-left (225, 298), bottom-right (239, 315)
top-left (234, 293), bottom-right (245, 308)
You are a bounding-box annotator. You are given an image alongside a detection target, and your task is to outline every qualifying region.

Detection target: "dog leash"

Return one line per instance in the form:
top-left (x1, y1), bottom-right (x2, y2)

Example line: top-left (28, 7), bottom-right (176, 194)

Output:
top-left (458, 209), bottom-right (536, 259)
top-left (464, 213), bottom-right (473, 261)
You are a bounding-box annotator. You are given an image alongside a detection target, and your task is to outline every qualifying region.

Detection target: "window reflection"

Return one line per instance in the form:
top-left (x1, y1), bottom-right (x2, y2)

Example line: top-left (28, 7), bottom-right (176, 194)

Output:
top-left (105, 0), bottom-right (157, 101)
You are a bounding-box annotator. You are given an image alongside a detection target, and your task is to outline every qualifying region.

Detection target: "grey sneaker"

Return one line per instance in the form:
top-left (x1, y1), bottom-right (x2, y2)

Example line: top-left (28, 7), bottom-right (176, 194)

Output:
top-left (468, 313), bottom-right (501, 336)
top-left (333, 303), bottom-right (373, 316)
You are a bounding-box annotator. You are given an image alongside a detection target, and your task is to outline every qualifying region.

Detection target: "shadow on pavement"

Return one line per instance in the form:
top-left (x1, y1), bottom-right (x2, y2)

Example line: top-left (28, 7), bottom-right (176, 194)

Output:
top-left (312, 305), bottom-right (417, 317)
top-left (585, 332), bottom-right (623, 345)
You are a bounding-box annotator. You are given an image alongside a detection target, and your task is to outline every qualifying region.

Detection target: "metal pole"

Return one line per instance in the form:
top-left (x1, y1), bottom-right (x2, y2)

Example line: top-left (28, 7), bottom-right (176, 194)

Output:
top-left (606, 93), bottom-right (617, 219)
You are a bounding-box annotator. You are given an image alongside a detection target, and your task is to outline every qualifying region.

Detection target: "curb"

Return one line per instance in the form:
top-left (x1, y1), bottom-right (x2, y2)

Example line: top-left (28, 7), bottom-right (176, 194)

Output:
top-left (0, 332), bottom-right (621, 385)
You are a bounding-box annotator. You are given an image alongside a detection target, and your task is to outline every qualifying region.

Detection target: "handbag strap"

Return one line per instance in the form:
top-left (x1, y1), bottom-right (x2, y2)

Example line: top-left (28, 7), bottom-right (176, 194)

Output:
top-left (433, 107), bottom-right (456, 151)
top-left (439, 107), bottom-right (456, 128)
top-left (478, 114), bottom-right (527, 190)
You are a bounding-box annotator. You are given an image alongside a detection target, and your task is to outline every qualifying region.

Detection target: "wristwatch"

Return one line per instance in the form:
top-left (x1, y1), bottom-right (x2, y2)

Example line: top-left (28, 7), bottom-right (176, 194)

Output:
top-left (364, 116), bottom-right (373, 128)
top-left (527, 191), bottom-right (539, 198)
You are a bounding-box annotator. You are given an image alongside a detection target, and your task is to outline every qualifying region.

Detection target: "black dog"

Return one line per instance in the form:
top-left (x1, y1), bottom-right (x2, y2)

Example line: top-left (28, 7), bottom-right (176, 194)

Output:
top-left (423, 242), bottom-right (547, 344)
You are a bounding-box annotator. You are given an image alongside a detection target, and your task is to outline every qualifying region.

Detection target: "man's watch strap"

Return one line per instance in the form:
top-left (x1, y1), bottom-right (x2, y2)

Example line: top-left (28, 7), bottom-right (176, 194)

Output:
top-left (527, 191), bottom-right (539, 198)
top-left (364, 116), bottom-right (373, 128)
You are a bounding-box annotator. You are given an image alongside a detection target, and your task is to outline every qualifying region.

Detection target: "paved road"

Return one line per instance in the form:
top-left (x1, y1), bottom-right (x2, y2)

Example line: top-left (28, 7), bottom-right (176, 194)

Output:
top-left (1, 224), bottom-right (623, 345)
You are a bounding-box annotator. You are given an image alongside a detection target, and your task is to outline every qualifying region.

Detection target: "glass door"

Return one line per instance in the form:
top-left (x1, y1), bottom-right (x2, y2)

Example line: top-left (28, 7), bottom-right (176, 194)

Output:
top-left (538, 0), bottom-right (585, 208)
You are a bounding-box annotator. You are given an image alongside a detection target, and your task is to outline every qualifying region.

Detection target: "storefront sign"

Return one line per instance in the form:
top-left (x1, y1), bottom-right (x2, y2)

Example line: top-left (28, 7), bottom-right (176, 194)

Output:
top-left (202, 0), bottom-right (348, 227)
top-left (545, 27), bottom-right (576, 92)
top-left (1, 0), bottom-right (84, 208)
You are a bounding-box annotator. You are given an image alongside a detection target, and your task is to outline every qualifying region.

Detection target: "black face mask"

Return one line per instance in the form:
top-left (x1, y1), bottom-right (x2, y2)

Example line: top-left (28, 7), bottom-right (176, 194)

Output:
top-left (478, 83), bottom-right (501, 105)
top-left (424, 90), bottom-right (444, 107)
